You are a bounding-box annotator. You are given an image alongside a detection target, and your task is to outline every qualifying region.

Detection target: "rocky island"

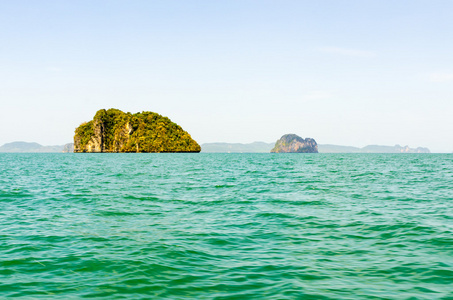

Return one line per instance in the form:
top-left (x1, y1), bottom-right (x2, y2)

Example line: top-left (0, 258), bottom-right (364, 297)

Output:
top-left (74, 109), bottom-right (201, 153)
top-left (271, 134), bottom-right (318, 153)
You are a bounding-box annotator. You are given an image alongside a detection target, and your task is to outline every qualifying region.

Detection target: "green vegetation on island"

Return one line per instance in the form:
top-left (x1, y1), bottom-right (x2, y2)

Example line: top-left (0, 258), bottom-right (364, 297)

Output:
top-left (74, 109), bottom-right (201, 153)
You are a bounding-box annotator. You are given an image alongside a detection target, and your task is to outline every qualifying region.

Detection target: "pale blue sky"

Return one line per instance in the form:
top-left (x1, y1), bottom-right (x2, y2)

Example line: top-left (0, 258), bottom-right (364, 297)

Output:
top-left (1, 1), bottom-right (452, 152)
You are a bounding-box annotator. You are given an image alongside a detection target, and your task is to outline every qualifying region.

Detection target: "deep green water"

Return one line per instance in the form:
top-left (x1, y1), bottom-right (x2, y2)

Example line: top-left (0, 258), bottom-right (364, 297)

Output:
top-left (1, 153), bottom-right (452, 299)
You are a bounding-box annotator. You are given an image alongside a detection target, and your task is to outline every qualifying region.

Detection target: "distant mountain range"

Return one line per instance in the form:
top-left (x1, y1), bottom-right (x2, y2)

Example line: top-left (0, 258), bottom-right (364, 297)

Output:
top-left (201, 142), bottom-right (430, 153)
top-left (0, 142), bottom-right (73, 153)
top-left (0, 141), bottom-right (430, 153)
top-left (319, 144), bottom-right (430, 153)
top-left (201, 142), bottom-right (275, 153)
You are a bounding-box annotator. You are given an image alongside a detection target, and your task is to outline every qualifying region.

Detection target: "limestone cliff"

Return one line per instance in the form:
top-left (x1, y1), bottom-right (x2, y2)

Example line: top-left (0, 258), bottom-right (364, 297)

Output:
top-left (74, 109), bottom-right (201, 153)
top-left (271, 134), bottom-right (318, 153)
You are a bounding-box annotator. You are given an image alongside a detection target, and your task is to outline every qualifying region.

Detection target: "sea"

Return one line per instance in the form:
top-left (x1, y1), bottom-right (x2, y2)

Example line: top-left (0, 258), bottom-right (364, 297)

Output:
top-left (1, 153), bottom-right (452, 299)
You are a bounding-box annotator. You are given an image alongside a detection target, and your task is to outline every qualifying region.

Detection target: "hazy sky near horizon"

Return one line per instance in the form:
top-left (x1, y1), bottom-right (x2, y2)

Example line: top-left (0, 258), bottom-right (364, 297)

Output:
top-left (1, 1), bottom-right (452, 152)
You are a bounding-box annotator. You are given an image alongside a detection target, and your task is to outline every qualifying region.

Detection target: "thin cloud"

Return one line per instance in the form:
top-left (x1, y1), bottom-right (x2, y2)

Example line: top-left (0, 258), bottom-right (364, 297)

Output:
top-left (46, 67), bottom-right (62, 72)
top-left (429, 72), bottom-right (453, 82)
top-left (305, 90), bottom-right (332, 100)
top-left (319, 47), bottom-right (376, 58)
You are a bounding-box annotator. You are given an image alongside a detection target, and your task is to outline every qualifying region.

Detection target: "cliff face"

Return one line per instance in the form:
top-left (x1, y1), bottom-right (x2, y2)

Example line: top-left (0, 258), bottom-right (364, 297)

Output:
top-left (74, 109), bottom-right (201, 153)
top-left (271, 134), bottom-right (318, 153)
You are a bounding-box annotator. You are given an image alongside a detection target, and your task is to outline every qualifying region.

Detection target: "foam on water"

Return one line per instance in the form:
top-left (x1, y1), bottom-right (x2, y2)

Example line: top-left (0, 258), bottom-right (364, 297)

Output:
top-left (1, 153), bottom-right (452, 299)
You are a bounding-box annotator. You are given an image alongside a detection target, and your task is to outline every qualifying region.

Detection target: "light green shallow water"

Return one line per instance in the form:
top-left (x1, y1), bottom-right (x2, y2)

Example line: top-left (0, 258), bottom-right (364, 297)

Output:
top-left (0, 153), bottom-right (452, 299)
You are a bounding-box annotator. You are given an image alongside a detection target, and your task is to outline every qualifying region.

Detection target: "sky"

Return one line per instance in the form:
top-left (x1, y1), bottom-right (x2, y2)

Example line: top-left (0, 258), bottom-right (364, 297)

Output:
top-left (0, 0), bottom-right (452, 152)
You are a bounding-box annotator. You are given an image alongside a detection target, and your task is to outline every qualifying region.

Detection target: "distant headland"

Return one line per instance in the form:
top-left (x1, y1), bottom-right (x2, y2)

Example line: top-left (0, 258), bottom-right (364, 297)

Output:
top-left (200, 141), bottom-right (431, 154)
top-left (74, 109), bottom-right (200, 153)
top-left (0, 135), bottom-right (431, 154)
top-left (0, 141), bottom-right (432, 154)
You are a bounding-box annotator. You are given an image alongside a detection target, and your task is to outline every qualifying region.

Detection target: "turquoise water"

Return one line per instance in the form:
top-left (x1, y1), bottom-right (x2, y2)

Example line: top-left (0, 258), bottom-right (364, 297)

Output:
top-left (1, 153), bottom-right (452, 299)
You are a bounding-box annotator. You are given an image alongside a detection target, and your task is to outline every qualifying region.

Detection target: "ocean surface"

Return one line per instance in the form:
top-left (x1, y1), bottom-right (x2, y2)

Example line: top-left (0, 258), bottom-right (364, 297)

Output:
top-left (1, 153), bottom-right (452, 299)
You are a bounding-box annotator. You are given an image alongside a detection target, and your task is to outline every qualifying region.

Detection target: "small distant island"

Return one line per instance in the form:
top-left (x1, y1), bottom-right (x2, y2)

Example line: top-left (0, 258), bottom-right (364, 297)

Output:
top-left (74, 109), bottom-right (201, 153)
top-left (271, 134), bottom-right (318, 153)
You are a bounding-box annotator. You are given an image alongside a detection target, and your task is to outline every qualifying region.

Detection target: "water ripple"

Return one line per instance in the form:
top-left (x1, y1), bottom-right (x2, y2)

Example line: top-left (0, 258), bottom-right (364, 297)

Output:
top-left (0, 153), bottom-right (452, 299)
